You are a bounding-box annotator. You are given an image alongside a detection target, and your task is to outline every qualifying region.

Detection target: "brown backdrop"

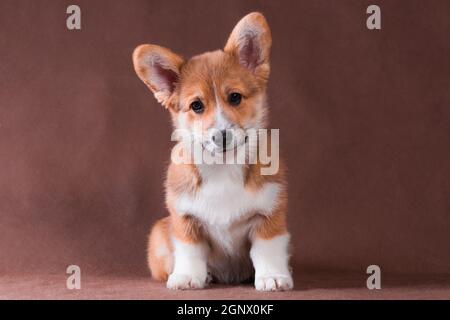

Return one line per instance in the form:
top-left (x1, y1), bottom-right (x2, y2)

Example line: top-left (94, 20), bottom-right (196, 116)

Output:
top-left (0, 0), bottom-right (449, 278)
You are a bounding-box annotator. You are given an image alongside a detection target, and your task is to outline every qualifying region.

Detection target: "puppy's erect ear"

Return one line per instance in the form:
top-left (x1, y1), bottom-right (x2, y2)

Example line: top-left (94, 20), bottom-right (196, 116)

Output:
top-left (224, 12), bottom-right (272, 79)
top-left (132, 44), bottom-right (184, 108)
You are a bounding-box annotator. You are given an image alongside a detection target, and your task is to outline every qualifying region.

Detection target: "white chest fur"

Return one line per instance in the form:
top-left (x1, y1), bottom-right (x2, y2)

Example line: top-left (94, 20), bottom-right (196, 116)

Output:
top-left (174, 164), bottom-right (280, 226)
top-left (174, 163), bottom-right (281, 283)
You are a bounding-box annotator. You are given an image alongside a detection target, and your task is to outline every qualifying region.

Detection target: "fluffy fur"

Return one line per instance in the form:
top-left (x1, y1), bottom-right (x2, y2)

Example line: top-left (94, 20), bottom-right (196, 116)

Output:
top-left (134, 12), bottom-right (293, 291)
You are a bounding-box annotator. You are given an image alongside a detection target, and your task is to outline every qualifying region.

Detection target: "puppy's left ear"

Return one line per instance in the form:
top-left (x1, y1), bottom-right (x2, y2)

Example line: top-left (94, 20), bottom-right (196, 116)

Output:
top-left (224, 12), bottom-right (272, 79)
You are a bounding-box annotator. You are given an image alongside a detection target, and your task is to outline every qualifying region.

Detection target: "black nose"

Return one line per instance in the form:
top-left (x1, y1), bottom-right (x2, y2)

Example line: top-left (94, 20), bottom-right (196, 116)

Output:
top-left (212, 130), bottom-right (233, 149)
top-left (221, 130), bottom-right (227, 147)
top-left (212, 130), bottom-right (226, 145)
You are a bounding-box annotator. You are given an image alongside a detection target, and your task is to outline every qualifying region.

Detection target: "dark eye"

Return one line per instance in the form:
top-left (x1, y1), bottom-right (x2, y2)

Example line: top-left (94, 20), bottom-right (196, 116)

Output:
top-left (228, 92), bottom-right (242, 106)
top-left (190, 100), bottom-right (204, 114)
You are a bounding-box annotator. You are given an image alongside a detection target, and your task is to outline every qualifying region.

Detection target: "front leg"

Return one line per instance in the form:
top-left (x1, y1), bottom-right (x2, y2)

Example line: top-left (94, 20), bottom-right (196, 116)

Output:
top-left (250, 212), bottom-right (293, 291)
top-left (167, 214), bottom-right (209, 290)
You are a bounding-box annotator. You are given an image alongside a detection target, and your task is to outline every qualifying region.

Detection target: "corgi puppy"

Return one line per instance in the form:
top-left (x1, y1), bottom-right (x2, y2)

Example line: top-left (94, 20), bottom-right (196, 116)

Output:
top-left (132, 12), bottom-right (293, 291)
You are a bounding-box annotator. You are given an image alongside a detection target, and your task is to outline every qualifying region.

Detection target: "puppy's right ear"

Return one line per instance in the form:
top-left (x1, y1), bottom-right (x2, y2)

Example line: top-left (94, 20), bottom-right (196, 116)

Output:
top-left (132, 44), bottom-right (184, 108)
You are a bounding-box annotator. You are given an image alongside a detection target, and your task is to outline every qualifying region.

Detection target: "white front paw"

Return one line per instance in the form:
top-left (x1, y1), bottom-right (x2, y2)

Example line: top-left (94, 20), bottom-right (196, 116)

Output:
top-left (167, 273), bottom-right (206, 290)
top-left (255, 274), bottom-right (293, 291)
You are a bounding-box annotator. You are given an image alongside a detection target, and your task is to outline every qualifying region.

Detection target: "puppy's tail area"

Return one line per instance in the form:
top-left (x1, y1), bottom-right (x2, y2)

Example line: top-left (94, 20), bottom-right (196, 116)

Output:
top-left (147, 216), bottom-right (174, 281)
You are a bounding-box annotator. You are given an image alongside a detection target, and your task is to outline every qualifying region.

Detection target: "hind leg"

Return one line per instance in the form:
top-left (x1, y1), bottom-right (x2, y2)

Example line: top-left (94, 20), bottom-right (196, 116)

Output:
top-left (147, 217), bottom-right (173, 281)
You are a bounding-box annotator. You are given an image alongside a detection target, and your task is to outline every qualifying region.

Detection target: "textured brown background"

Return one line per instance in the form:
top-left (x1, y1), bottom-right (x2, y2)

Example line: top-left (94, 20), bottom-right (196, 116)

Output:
top-left (0, 0), bottom-right (449, 282)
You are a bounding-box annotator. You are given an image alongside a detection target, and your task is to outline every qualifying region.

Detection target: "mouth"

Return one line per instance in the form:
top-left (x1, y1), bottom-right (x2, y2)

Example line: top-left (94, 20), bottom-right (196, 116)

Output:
top-left (202, 135), bottom-right (249, 154)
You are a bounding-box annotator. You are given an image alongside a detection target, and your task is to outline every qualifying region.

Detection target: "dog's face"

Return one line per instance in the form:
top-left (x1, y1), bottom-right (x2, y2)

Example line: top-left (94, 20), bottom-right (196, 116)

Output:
top-left (133, 12), bottom-right (271, 154)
